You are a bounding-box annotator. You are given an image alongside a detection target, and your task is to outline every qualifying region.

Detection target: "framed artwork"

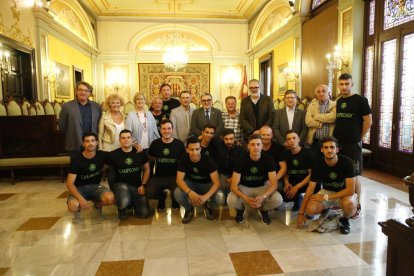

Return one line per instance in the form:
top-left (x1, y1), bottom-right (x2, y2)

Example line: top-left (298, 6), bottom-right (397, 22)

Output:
top-left (73, 66), bottom-right (84, 89)
top-left (55, 62), bottom-right (71, 98)
top-left (278, 63), bottom-right (288, 93)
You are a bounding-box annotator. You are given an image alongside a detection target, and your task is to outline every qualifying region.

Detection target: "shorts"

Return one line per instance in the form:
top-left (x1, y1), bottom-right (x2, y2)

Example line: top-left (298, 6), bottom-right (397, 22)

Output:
top-left (339, 142), bottom-right (363, 175)
top-left (67, 184), bottom-right (110, 204)
top-left (317, 189), bottom-right (357, 209)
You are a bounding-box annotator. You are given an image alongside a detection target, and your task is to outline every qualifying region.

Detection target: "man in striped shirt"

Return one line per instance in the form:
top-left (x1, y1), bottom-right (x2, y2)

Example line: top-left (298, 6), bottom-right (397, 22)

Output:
top-left (222, 96), bottom-right (243, 144)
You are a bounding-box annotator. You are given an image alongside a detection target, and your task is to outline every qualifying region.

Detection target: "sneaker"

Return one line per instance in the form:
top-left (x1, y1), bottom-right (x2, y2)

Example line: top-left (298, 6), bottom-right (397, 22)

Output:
top-left (339, 217), bottom-right (351, 234)
top-left (94, 204), bottom-right (104, 221)
top-left (182, 207), bottom-right (194, 224)
top-left (204, 204), bottom-right (215, 220)
top-left (292, 194), bottom-right (304, 212)
top-left (118, 208), bottom-right (128, 220)
top-left (235, 209), bottom-right (244, 224)
top-left (259, 210), bottom-right (271, 225)
top-left (172, 200), bottom-right (180, 210)
top-left (72, 211), bottom-right (82, 224)
top-left (350, 204), bottom-right (361, 219)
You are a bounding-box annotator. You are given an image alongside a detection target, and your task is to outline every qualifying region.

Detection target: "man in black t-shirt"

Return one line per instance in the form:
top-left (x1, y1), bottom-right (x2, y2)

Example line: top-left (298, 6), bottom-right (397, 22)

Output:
top-left (147, 119), bottom-right (185, 211)
top-left (108, 129), bottom-right (150, 220)
top-left (227, 134), bottom-right (283, 225)
top-left (174, 136), bottom-right (224, 224)
top-left (66, 132), bottom-right (114, 223)
top-left (297, 136), bottom-right (357, 234)
top-left (160, 83), bottom-right (180, 119)
top-left (282, 131), bottom-right (315, 211)
top-left (333, 73), bottom-right (372, 218)
top-left (260, 126), bottom-right (287, 179)
top-left (199, 124), bottom-right (220, 161)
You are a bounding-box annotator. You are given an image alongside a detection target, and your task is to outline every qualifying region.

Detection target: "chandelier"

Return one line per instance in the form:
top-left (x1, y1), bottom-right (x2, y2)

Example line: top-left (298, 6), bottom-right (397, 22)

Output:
top-left (163, 0), bottom-right (188, 71)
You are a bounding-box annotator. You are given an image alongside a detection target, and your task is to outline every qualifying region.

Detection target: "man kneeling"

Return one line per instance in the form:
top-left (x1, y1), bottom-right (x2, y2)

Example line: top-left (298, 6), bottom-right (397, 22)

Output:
top-left (227, 134), bottom-right (283, 225)
top-left (297, 136), bottom-right (357, 234)
top-left (66, 132), bottom-right (114, 223)
top-left (174, 136), bottom-right (224, 224)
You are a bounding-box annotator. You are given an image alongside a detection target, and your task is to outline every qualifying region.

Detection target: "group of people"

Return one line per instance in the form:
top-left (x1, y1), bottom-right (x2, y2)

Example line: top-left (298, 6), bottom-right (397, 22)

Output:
top-left (59, 73), bottom-right (372, 234)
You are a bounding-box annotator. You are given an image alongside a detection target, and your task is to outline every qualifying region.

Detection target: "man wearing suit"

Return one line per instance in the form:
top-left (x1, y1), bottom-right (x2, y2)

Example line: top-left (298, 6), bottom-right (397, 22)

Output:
top-left (189, 93), bottom-right (223, 138)
top-left (272, 90), bottom-right (307, 147)
top-left (59, 81), bottom-right (101, 156)
top-left (170, 91), bottom-right (194, 143)
top-left (239, 79), bottom-right (274, 141)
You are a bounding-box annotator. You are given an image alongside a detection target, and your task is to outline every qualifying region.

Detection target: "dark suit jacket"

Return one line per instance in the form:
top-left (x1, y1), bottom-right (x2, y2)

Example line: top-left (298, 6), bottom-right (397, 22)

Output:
top-left (58, 100), bottom-right (101, 151)
top-left (272, 108), bottom-right (307, 145)
top-left (239, 95), bottom-right (274, 139)
top-left (189, 107), bottom-right (223, 137)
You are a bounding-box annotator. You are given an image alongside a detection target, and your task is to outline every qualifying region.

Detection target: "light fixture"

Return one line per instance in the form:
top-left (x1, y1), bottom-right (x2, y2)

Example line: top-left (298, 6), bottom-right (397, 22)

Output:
top-left (163, 0), bottom-right (188, 71)
top-left (43, 61), bottom-right (60, 85)
top-left (0, 44), bottom-right (11, 81)
top-left (283, 62), bottom-right (299, 90)
top-left (326, 45), bottom-right (349, 92)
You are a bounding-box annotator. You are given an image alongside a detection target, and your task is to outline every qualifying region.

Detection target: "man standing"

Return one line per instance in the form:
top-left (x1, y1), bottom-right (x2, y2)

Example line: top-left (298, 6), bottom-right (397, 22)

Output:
top-left (305, 84), bottom-right (336, 157)
top-left (283, 131), bottom-right (314, 211)
top-left (59, 81), bottom-right (101, 155)
top-left (333, 73), bottom-right (372, 217)
top-left (66, 132), bottom-right (114, 223)
top-left (190, 93), bottom-right (223, 138)
top-left (170, 91), bottom-right (194, 143)
top-left (108, 129), bottom-right (151, 220)
top-left (222, 96), bottom-right (243, 144)
top-left (273, 90), bottom-right (307, 147)
top-left (159, 83), bottom-right (180, 119)
top-left (174, 136), bottom-right (224, 224)
top-left (297, 136), bottom-right (357, 234)
top-left (228, 134), bottom-right (283, 225)
top-left (147, 119), bottom-right (185, 211)
top-left (240, 79), bottom-right (274, 141)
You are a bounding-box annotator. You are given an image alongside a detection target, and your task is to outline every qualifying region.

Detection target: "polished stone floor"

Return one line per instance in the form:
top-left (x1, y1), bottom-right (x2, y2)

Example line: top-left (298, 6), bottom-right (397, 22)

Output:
top-left (0, 173), bottom-right (411, 276)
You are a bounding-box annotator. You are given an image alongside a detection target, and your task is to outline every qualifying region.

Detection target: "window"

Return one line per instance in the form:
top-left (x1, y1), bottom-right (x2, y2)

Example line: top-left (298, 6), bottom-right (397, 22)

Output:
top-left (384, 0), bottom-right (414, 30)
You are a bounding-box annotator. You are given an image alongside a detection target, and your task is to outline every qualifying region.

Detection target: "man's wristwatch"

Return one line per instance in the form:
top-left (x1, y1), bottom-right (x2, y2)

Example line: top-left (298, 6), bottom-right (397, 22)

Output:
top-left (323, 194), bottom-right (329, 201)
top-left (263, 194), bottom-right (267, 200)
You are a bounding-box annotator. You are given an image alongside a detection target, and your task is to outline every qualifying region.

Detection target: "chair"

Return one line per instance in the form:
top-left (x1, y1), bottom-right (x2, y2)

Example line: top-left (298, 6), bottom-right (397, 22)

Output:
top-left (53, 101), bottom-right (62, 120)
top-left (212, 100), bottom-right (223, 111)
top-left (44, 100), bottom-right (54, 115)
top-left (34, 101), bottom-right (45, 115)
top-left (0, 101), bottom-right (7, 116)
top-left (21, 99), bottom-right (31, 115)
top-left (298, 103), bottom-right (305, 110)
top-left (278, 101), bottom-right (285, 110)
top-left (123, 101), bottom-right (135, 115)
top-left (189, 102), bottom-right (197, 110)
top-left (273, 99), bottom-right (279, 110)
top-left (28, 105), bottom-right (37, 115)
top-left (6, 99), bottom-right (22, 116)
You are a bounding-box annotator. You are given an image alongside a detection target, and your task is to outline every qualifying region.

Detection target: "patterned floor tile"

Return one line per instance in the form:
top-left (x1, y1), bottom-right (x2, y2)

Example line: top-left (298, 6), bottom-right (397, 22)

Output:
top-left (16, 217), bottom-right (61, 231)
top-left (95, 260), bottom-right (144, 276)
top-left (229, 250), bottom-right (283, 275)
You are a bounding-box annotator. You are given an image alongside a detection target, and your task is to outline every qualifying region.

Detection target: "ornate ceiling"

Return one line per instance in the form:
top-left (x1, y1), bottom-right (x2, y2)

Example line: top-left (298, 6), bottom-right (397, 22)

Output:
top-left (79, 0), bottom-right (270, 21)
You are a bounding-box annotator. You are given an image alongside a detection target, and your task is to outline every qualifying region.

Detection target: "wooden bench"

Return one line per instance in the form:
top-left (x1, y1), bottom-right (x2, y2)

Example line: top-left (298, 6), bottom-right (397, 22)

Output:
top-left (0, 156), bottom-right (70, 185)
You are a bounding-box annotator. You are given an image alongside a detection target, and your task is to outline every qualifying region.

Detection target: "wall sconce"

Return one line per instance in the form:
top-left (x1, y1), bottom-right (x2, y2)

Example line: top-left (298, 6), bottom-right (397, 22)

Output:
top-left (0, 45), bottom-right (11, 81)
top-left (105, 66), bottom-right (127, 93)
top-left (283, 62), bottom-right (299, 90)
top-left (326, 45), bottom-right (349, 92)
top-left (43, 61), bottom-right (60, 85)
top-left (222, 66), bottom-right (241, 95)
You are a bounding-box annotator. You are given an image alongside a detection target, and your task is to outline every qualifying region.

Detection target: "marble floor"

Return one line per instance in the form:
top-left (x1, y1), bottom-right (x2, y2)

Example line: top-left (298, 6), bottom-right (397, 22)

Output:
top-left (0, 174), bottom-right (411, 276)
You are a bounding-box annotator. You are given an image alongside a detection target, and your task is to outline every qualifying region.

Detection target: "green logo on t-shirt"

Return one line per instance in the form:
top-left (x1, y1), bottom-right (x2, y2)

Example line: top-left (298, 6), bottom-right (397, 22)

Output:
top-left (293, 159), bottom-right (299, 166)
top-left (250, 167), bottom-right (258, 174)
top-left (163, 105), bottom-right (168, 110)
top-left (125, 157), bottom-right (133, 165)
top-left (163, 148), bottom-right (170, 156)
top-left (341, 102), bottom-right (347, 109)
top-left (89, 163), bottom-right (96, 171)
top-left (193, 167), bottom-right (199, 173)
top-left (329, 172), bottom-right (337, 180)
top-left (204, 151), bottom-right (210, 156)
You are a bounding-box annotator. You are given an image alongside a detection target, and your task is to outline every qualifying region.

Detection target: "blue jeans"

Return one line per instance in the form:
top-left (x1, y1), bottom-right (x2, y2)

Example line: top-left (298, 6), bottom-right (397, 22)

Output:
top-left (68, 184), bottom-right (109, 204)
top-left (113, 182), bottom-right (150, 218)
top-left (173, 179), bottom-right (225, 211)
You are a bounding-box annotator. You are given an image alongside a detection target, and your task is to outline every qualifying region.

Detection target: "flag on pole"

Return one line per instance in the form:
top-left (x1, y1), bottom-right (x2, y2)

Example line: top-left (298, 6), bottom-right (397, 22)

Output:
top-left (240, 65), bottom-right (248, 99)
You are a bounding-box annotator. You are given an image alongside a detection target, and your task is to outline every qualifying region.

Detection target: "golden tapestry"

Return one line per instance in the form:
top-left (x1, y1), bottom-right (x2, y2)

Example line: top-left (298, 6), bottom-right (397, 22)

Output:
top-left (138, 63), bottom-right (210, 106)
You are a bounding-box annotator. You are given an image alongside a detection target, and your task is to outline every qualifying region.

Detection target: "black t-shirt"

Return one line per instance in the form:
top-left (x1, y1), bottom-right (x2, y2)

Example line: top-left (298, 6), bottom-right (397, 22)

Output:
top-left (177, 154), bottom-right (217, 184)
top-left (152, 113), bottom-right (164, 134)
top-left (69, 151), bottom-right (106, 187)
top-left (108, 148), bottom-right (149, 187)
top-left (200, 138), bottom-right (221, 161)
top-left (162, 98), bottom-right (180, 119)
top-left (334, 94), bottom-right (371, 144)
top-left (234, 153), bottom-right (276, 188)
top-left (148, 138), bottom-right (185, 177)
top-left (310, 155), bottom-right (356, 192)
top-left (285, 147), bottom-right (312, 185)
top-left (216, 141), bottom-right (246, 176)
top-left (262, 141), bottom-right (286, 171)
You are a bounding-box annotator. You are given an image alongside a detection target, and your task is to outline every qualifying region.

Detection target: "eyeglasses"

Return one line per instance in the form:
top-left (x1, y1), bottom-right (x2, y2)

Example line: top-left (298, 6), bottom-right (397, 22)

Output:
top-left (77, 88), bottom-right (90, 92)
top-left (201, 99), bottom-right (212, 102)
top-left (249, 87), bottom-right (259, 90)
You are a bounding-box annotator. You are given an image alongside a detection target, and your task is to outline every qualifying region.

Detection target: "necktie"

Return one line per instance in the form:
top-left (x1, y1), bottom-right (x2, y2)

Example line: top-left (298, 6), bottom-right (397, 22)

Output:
top-left (205, 110), bottom-right (210, 121)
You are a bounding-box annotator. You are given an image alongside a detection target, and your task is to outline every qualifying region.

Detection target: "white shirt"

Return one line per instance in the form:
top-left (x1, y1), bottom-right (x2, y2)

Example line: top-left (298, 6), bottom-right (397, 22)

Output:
top-left (137, 111), bottom-right (149, 149)
top-left (286, 106), bottom-right (295, 130)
